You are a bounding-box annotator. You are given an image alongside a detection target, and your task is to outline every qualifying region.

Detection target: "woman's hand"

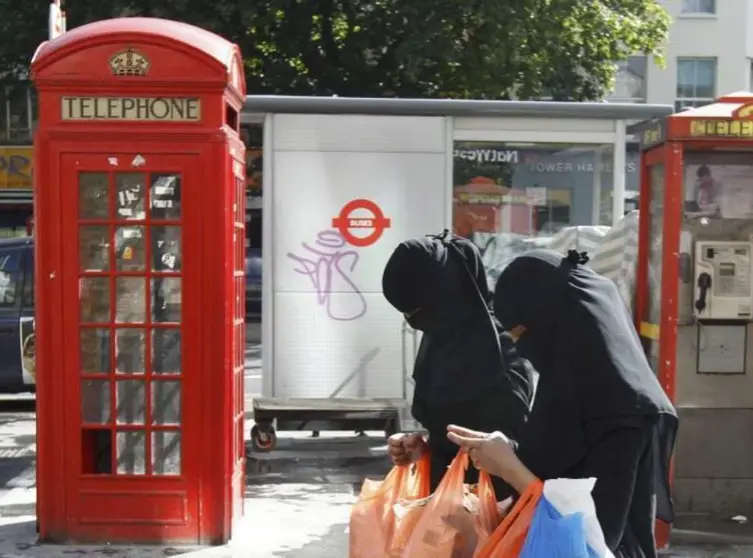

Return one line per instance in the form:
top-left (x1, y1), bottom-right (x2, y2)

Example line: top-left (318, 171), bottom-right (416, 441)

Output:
top-left (447, 425), bottom-right (537, 494)
top-left (387, 432), bottom-right (428, 466)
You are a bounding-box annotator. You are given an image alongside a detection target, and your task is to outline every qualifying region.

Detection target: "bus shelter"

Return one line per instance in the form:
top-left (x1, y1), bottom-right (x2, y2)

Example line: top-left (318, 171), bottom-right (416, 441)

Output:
top-left (238, 96), bottom-right (673, 450)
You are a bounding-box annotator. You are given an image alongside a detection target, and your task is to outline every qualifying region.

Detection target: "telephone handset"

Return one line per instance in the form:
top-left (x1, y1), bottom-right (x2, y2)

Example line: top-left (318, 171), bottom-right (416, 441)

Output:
top-left (694, 272), bottom-right (712, 314)
top-left (693, 241), bottom-right (753, 320)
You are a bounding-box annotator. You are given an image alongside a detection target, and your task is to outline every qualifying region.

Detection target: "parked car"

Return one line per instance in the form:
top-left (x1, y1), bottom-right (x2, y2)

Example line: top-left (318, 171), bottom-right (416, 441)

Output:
top-left (245, 248), bottom-right (262, 322)
top-left (0, 237), bottom-right (35, 393)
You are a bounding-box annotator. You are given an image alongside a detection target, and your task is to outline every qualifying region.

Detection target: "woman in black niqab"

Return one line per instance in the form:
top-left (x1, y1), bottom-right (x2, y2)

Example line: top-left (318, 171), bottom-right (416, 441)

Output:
top-left (460, 248), bottom-right (677, 558)
top-left (381, 232), bottom-right (533, 491)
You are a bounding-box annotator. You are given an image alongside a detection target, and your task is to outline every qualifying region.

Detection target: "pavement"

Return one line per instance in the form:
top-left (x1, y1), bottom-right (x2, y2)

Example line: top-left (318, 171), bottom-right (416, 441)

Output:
top-left (0, 327), bottom-right (746, 556)
top-left (0, 399), bottom-right (395, 557)
top-left (0, 415), bottom-right (748, 558)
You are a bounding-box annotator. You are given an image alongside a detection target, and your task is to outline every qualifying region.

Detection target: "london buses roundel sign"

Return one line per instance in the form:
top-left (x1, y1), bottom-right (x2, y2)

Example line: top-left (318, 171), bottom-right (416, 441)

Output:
top-left (331, 199), bottom-right (391, 248)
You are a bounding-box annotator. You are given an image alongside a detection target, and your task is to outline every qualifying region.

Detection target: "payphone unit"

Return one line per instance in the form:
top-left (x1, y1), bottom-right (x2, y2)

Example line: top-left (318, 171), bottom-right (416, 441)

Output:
top-left (693, 241), bottom-right (753, 321)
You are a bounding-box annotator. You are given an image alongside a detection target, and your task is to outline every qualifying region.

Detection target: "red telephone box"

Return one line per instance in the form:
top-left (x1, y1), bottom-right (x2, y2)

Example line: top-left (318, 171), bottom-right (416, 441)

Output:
top-left (631, 92), bottom-right (753, 549)
top-left (31, 18), bottom-right (247, 544)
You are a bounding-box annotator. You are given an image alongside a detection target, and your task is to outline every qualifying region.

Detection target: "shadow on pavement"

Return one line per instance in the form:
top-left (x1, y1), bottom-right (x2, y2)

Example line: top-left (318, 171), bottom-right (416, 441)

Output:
top-left (246, 433), bottom-right (391, 490)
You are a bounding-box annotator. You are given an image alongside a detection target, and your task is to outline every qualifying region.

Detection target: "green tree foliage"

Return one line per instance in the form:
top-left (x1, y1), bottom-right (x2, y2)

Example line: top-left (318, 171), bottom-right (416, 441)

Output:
top-left (0, 0), bottom-right (671, 101)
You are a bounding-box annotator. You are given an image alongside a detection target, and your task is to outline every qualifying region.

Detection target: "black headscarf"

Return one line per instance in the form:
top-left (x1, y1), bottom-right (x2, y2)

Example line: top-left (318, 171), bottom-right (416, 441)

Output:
top-left (382, 232), bottom-right (531, 429)
top-left (494, 249), bottom-right (678, 523)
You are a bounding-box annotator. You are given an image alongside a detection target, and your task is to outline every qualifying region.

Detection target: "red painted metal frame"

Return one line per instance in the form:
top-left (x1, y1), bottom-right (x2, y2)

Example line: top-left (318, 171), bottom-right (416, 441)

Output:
top-left (31, 18), bottom-right (246, 545)
top-left (636, 144), bottom-right (678, 549)
top-left (634, 96), bottom-right (753, 547)
top-left (634, 145), bottom-right (664, 335)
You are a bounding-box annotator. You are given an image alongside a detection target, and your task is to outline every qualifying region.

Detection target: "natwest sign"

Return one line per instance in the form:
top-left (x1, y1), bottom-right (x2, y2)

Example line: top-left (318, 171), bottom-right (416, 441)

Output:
top-left (454, 148), bottom-right (519, 164)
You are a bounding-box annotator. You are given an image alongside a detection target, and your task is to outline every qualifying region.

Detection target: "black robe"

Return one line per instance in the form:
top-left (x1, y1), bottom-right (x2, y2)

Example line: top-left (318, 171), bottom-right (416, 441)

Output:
top-left (494, 249), bottom-right (678, 558)
top-left (382, 233), bottom-right (533, 490)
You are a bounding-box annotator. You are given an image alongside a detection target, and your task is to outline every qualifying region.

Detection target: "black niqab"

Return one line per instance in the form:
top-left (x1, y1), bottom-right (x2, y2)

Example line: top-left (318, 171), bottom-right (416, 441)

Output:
top-left (493, 249), bottom-right (678, 527)
top-left (382, 234), bottom-right (532, 429)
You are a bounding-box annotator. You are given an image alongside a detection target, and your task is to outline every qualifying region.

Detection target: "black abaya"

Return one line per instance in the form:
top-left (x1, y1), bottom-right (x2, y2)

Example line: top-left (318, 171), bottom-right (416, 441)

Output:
top-left (493, 249), bottom-right (678, 558)
top-left (382, 233), bottom-right (533, 491)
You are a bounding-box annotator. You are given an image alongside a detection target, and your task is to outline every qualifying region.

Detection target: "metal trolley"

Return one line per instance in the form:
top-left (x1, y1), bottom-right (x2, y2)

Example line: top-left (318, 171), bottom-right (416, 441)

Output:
top-left (249, 320), bottom-right (421, 451)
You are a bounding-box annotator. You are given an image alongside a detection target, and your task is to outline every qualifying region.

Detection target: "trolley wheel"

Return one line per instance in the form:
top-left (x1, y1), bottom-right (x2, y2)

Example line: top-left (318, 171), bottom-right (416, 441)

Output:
top-left (251, 423), bottom-right (277, 452)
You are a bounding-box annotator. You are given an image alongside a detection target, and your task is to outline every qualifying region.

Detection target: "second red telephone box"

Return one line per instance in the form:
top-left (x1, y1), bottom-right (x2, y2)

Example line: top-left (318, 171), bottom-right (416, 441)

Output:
top-left (31, 18), bottom-right (247, 544)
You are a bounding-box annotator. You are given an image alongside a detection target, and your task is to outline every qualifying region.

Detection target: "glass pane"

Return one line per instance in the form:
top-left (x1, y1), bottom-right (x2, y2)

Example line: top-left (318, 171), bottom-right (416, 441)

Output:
top-left (115, 277), bottom-right (146, 323)
top-left (152, 226), bottom-right (181, 271)
top-left (81, 430), bottom-right (112, 475)
top-left (80, 328), bottom-right (111, 373)
top-left (607, 56), bottom-right (646, 101)
top-left (695, 60), bottom-right (716, 99)
top-left (115, 226), bottom-right (145, 271)
top-left (80, 277), bottom-right (110, 323)
top-left (645, 164), bottom-right (665, 373)
top-left (79, 226), bottom-right (110, 271)
top-left (676, 60), bottom-right (695, 98)
top-left (152, 329), bottom-right (181, 374)
top-left (150, 174), bottom-right (181, 219)
top-left (116, 431), bottom-right (146, 475)
top-left (79, 173), bottom-right (109, 219)
top-left (115, 173), bottom-right (147, 220)
top-left (0, 250), bottom-right (21, 308)
top-left (152, 380), bottom-right (181, 425)
top-left (115, 329), bottom-right (145, 374)
top-left (452, 141), bottom-right (619, 284)
top-left (116, 380), bottom-right (145, 425)
top-left (152, 278), bottom-right (181, 322)
top-left (81, 380), bottom-right (111, 424)
top-left (152, 431), bottom-right (181, 475)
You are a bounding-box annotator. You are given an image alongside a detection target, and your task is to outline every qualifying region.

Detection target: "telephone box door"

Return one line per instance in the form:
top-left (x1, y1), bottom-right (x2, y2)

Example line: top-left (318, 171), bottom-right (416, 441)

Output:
top-left (638, 156), bottom-right (666, 373)
top-left (60, 150), bottom-right (202, 540)
top-left (636, 145), bottom-right (678, 550)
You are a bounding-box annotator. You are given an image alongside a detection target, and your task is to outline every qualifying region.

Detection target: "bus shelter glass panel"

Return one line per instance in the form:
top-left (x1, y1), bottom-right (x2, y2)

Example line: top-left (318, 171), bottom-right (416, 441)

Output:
top-left (645, 164), bottom-right (665, 373)
top-left (78, 169), bottom-right (183, 476)
top-left (452, 141), bottom-right (635, 283)
top-left (241, 122), bottom-right (263, 325)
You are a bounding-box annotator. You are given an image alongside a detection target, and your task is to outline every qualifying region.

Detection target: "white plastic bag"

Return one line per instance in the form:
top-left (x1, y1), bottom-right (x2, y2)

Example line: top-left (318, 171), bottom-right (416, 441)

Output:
top-left (537, 478), bottom-right (615, 558)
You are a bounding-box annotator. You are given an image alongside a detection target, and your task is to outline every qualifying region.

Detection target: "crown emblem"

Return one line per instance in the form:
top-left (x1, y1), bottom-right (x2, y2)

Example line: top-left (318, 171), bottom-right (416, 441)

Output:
top-left (108, 48), bottom-right (150, 77)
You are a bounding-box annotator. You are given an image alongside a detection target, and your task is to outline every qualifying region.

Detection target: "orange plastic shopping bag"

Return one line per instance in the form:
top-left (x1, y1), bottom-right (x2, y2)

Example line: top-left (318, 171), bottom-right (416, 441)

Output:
top-left (400, 452), bottom-right (482, 558)
top-left (473, 470), bottom-right (501, 551)
top-left (349, 455), bottom-right (431, 558)
top-left (474, 479), bottom-right (544, 558)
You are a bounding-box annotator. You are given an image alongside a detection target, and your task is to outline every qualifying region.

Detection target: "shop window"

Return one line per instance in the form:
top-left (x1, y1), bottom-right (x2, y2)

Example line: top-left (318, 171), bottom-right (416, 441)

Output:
top-left (453, 141), bottom-right (626, 280)
top-left (0, 249), bottom-right (21, 307)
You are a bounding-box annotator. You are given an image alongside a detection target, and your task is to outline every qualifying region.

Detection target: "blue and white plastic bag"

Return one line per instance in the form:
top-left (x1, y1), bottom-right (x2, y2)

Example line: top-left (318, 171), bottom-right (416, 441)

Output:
top-left (519, 478), bottom-right (616, 558)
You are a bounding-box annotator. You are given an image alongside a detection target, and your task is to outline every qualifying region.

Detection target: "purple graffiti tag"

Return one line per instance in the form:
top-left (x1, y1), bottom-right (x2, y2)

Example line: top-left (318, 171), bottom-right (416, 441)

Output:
top-left (287, 230), bottom-right (368, 321)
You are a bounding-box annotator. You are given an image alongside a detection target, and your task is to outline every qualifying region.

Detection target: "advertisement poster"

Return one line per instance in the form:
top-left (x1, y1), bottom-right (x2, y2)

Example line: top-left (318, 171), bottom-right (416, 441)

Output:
top-left (19, 317), bottom-right (35, 385)
top-left (684, 164), bottom-right (753, 220)
top-left (0, 147), bottom-right (33, 190)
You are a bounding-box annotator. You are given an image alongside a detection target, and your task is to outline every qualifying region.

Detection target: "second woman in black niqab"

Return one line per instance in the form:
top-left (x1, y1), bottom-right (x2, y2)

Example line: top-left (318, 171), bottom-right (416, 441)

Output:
top-left (450, 249), bottom-right (677, 558)
top-left (381, 232), bottom-right (534, 492)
